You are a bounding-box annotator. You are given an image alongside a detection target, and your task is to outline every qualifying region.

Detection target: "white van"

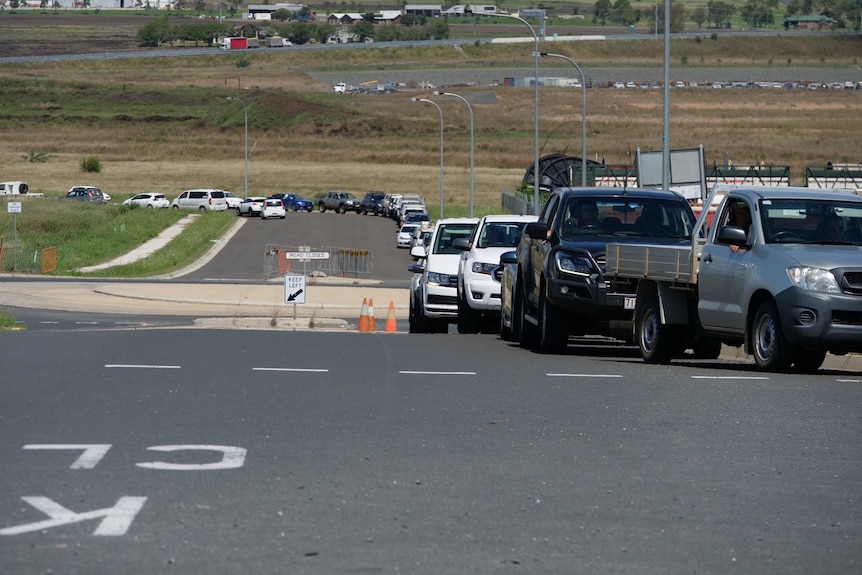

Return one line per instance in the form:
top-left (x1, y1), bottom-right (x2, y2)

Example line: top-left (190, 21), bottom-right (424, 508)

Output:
top-left (171, 189), bottom-right (229, 211)
top-left (407, 217), bottom-right (479, 333)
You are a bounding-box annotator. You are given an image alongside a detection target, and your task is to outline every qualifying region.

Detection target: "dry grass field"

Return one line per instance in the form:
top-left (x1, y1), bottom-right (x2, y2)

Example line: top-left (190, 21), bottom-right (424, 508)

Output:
top-left (1, 16), bottom-right (861, 212)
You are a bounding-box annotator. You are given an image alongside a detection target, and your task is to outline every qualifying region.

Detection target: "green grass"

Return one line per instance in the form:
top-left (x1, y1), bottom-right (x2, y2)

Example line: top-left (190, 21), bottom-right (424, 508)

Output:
top-left (0, 199), bottom-right (236, 277)
top-left (0, 307), bottom-right (18, 330)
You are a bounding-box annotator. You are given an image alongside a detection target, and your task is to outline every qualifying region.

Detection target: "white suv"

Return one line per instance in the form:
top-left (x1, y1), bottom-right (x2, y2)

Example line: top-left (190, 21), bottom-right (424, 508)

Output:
top-left (454, 214), bottom-right (537, 334)
top-left (171, 189), bottom-right (229, 211)
top-left (407, 217), bottom-right (478, 333)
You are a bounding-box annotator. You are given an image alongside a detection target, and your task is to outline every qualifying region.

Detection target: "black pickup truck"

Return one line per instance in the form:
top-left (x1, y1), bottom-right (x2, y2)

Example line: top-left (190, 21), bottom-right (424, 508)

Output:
top-left (509, 187), bottom-right (698, 353)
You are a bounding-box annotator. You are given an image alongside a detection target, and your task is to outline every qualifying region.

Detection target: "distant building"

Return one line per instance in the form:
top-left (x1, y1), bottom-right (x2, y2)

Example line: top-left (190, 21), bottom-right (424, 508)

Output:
top-left (783, 15), bottom-right (835, 30)
top-left (247, 3), bottom-right (306, 20)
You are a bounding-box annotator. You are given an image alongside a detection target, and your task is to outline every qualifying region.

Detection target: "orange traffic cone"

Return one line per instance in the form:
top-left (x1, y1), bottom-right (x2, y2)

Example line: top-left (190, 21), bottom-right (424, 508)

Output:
top-left (358, 297), bottom-right (371, 332)
top-left (367, 298), bottom-right (376, 332)
top-left (385, 300), bottom-right (397, 333)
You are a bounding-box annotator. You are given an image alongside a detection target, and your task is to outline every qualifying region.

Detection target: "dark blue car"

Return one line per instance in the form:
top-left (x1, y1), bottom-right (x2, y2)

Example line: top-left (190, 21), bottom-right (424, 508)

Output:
top-left (269, 193), bottom-right (313, 212)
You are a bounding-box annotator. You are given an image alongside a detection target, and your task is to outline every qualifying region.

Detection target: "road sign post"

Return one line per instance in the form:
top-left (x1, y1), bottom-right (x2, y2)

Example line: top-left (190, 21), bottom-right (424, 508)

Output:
top-left (8, 201), bottom-right (21, 271)
top-left (284, 274), bottom-right (306, 319)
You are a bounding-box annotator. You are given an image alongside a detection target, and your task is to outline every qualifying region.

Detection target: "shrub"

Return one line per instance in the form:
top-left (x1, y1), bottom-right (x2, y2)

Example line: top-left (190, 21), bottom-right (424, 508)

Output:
top-left (235, 57), bottom-right (251, 68)
top-left (80, 156), bottom-right (101, 173)
top-left (23, 150), bottom-right (52, 163)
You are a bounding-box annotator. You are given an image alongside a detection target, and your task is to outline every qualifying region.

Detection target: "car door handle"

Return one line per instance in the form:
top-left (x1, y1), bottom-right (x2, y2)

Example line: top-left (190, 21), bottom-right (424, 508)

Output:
top-left (702, 254), bottom-right (713, 263)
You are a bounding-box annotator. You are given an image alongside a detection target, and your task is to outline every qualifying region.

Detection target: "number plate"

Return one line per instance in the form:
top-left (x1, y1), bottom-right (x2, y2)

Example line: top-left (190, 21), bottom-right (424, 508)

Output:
top-left (624, 297), bottom-right (637, 310)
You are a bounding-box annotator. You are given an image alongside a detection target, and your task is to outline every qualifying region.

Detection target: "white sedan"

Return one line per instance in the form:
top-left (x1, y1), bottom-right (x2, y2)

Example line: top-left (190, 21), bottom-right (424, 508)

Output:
top-left (122, 192), bottom-right (169, 209)
top-left (237, 196), bottom-right (266, 217)
top-left (261, 198), bottom-right (286, 220)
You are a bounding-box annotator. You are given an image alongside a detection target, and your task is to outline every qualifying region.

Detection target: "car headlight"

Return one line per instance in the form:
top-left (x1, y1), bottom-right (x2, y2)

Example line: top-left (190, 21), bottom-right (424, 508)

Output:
top-left (787, 267), bottom-right (841, 293)
top-left (427, 271), bottom-right (453, 286)
top-left (555, 252), bottom-right (595, 276)
top-left (471, 262), bottom-right (497, 275)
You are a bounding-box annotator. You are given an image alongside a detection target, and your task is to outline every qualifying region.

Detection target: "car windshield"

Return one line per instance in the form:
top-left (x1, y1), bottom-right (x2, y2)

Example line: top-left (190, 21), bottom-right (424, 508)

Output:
top-left (433, 223), bottom-right (477, 254)
top-left (760, 198), bottom-right (862, 245)
top-left (558, 197), bottom-right (697, 240)
top-left (476, 222), bottom-right (526, 248)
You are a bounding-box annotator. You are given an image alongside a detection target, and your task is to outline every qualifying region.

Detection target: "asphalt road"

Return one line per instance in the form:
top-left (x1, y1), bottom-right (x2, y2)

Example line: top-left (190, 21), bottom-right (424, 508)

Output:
top-left (2, 328), bottom-right (860, 574)
top-left (184, 208), bottom-right (416, 285)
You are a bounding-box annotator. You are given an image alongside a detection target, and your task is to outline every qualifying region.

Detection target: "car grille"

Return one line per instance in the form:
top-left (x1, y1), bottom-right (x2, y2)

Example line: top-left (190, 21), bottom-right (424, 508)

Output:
top-left (840, 270), bottom-right (862, 295)
top-left (428, 294), bottom-right (457, 305)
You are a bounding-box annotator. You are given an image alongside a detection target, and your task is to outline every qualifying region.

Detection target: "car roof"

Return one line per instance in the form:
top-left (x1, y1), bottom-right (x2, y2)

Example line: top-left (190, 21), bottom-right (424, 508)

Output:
top-left (552, 186), bottom-right (687, 201)
top-left (479, 214), bottom-right (538, 223)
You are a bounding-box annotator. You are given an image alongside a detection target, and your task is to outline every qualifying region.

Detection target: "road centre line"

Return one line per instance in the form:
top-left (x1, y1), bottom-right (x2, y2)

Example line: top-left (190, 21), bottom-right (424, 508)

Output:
top-left (691, 375), bottom-right (769, 380)
top-left (547, 373), bottom-right (623, 378)
top-left (253, 367), bottom-right (329, 372)
top-left (399, 370), bottom-right (477, 375)
top-left (105, 364), bottom-right (181, 369)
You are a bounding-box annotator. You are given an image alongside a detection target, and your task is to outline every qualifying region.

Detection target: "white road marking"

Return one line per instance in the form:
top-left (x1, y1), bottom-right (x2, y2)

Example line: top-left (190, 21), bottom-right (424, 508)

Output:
top-left (136, 445), bottom-right (247, 471)
top-left (691, 375), bottom-right (769, 380)
top-left (399, 371), bottom-right (477, 375)
top-left (105, 364), bottom-right (181, 369)
top-left (547, 373), bottom-right (623, 378)
top-left (23, 444), bottom-right (112, 469)
top-left (0, 496), bottom-right (147, 536)
top-left (252, 367), bottom-right (329, 372)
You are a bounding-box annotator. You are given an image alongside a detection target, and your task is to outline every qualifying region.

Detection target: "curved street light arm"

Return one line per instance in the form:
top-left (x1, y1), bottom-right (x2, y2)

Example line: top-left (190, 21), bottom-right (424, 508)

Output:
top-left (540, 52), bottom-right (587, 186)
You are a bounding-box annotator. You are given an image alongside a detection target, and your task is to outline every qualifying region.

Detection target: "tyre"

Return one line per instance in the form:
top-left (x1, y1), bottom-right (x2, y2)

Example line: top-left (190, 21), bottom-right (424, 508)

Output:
top-left (751, 300), bottom-right (793, 371)
top-left (499, 310), bottom-right (512, 341)
top-left (408, 298), bottom-right (427, 333)
top-left (289, 204), bottom-right (297, 212)
top-left (538, 287), bottom-right (568, 354)
top-left (172, 205), bottom-right (180, 210)
top-left (306, 206), bottom-right (313, 212)
top-left (515, 280), bottom-right (537, 348)
top-left (456, 290), bottom-right (481, 334)
top-left (236, 208), bottom-right (242, 216)
top-left (692, 335), bottom-right (722, 359)
top-left (637, 294), bottom-right (681, 364)
top-left (318, 204), bottom-right (326, 213)
top-left (793, 349), bottom-right (827, 372)
top-left (198, 205), bottom-right (207, 211)
top-left (338, 204), bottom-right (347, 214)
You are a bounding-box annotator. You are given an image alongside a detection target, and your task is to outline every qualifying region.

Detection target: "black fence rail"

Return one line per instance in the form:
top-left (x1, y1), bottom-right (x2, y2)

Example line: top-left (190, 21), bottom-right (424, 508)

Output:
top-left (705, 165), bottom-right (791, 186)
top-left (263, 245), bottom-right (373, 280)
top-left (805, 165), bottom-right (862, 191)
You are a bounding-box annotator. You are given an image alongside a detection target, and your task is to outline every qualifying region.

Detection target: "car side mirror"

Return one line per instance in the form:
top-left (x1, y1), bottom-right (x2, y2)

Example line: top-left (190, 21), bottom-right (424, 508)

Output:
top-left (410, 245), bottom-right (427, 259)
top-left (525, 221), bottom-right (549, 240)
top-left (717, 225), bottom-right (748, 246)
top-left (453, 238), bottom-right (470, 251)
top-left (500, 250), bottom-right (517, 265)
top-left (407, 263), bottom-right (424, 274)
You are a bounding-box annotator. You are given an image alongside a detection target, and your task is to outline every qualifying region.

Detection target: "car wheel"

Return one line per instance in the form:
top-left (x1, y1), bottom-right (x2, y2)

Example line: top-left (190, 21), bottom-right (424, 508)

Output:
top-left (289, 204), bottom-right (297, 212)
top-left (751, 300), bottom-right (793, 371)
top-left (792, 349), bottom-right (827, 372)
top-left (456, 290), bottom-right (481, 334)
top-left (538, 285), bottom-right (568, 354)
top-left (499, 310), bottom-right (512, 341)
top-left (318, 204), bottom-right (326, 213)
top-left (408, 297), bottom-right (426, 334)
top-left (692, 335), bottom-right (722, 359)
top-left (146, 204), bottom-right (154, 209)
top-left (306, 206), bottom-right (313, 212)
top-left (515, 279), bottom-right (537, 349)
top-left (172, 205), bottom-right (180, 210)
top-left (338, 204), bottom-right (347, 214)
top-left (637, 293), bottom-right (682, 364)
top-left (281, 215), bottom-right (286, 220)
top-left (236, 208), bottom-right (242, 216)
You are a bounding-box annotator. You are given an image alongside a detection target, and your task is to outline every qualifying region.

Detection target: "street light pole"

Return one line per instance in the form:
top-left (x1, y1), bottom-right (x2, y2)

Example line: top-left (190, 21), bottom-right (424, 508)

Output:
top-left (412, 97), bottom-right (445, 220)
top-left (226, 96), bottom-right (248, 199)
top-left (540, 52), bottom-right (587, 186)
top-left (433, 91), bottom-right (474, 218)
top-left (487, 11), bottom-right (541, 214)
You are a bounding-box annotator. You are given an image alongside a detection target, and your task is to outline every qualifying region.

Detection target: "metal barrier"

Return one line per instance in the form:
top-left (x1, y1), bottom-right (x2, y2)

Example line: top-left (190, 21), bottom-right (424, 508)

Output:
top-left (263, 245), bottom-right (373, 280)
top-left (705, 165), bottom-right (791, 186)
top-left (805, 164), bottom-right (862, 191)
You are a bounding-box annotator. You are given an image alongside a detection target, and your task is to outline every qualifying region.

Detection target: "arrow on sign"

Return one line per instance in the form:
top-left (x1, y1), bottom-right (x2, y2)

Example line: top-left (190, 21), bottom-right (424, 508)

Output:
top-left (287, 289), bottom-right (304, 302)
